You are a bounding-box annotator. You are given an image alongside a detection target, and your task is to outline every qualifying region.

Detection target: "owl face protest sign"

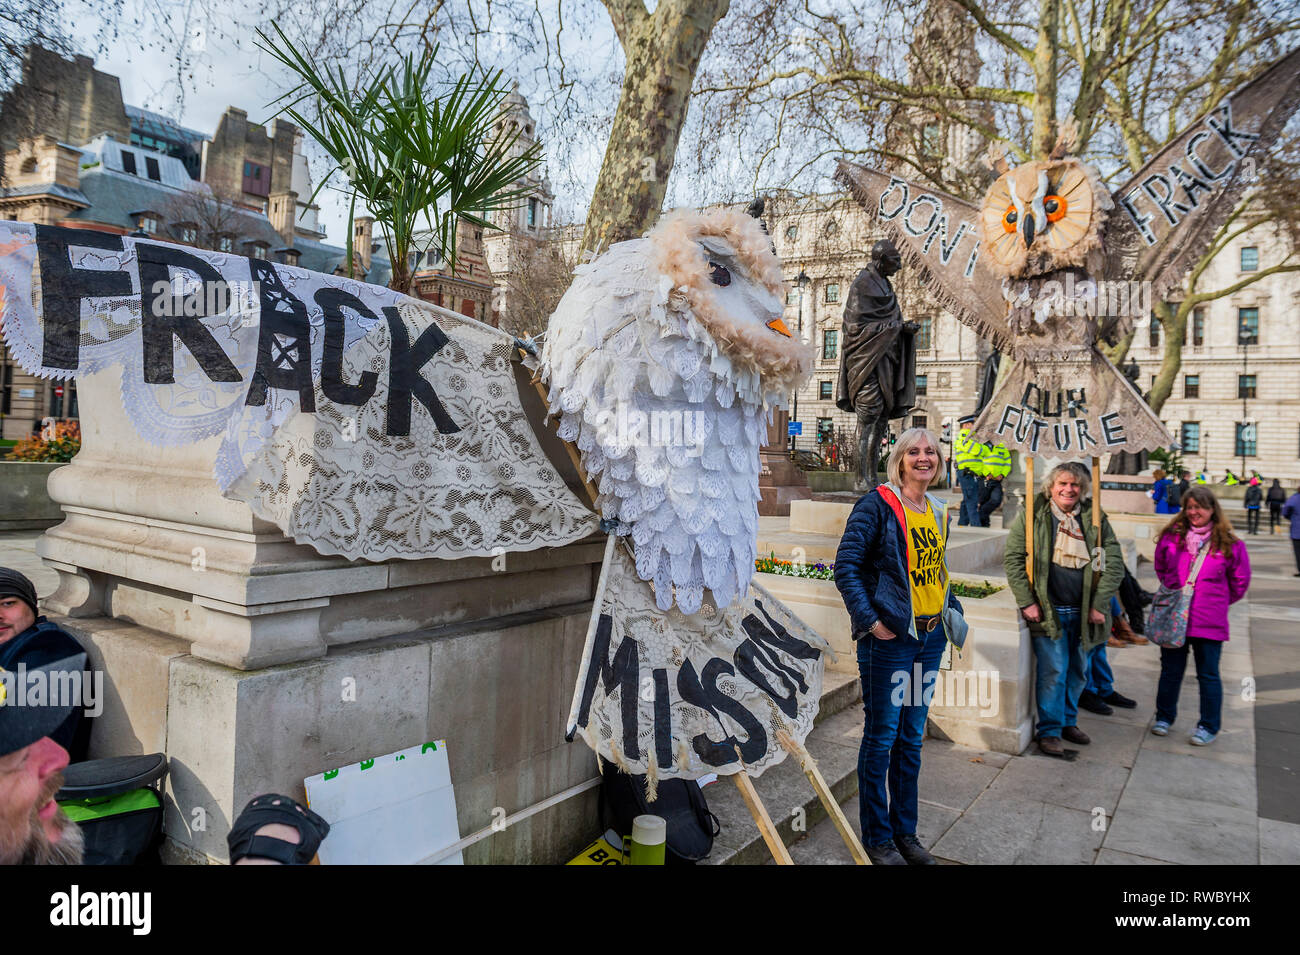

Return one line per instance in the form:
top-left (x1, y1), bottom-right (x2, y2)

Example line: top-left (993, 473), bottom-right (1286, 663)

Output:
top-left (836, 46), bottom-right (1300, 457)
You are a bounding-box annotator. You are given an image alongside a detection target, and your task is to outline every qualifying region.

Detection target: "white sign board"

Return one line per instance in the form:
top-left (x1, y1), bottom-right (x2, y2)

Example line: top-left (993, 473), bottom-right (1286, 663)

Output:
top-left (304, 740), bottom-right (463, 865)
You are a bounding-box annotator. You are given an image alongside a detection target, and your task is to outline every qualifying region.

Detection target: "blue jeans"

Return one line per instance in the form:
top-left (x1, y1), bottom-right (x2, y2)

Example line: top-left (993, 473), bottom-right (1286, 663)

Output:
top-left (1031, 607), bottom-right (1087, 738)
top-left (1086, 644), bottom-right (1114, 697)
top-left (1156, 637), bottom-right (1223, 734)
top-left (957, 470), bottom-right (983, 526)
top-left (856, 625), bottom-right (947, 846)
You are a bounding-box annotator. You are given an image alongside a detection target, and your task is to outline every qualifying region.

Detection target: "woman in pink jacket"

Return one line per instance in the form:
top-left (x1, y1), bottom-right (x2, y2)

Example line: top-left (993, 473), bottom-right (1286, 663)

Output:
top-left (1152, 486), bottom-right (1251, 745)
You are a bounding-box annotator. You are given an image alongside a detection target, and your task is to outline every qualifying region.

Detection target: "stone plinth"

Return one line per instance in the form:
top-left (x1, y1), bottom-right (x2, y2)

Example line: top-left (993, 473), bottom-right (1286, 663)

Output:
top-left (59, 602), bottom-right (599, 864)
top-left (759, 409), bottom-right (812, 516)
top-left (0, 461), bottom-right (66, 530)
top-left (35, 357), bottom-right (608, 863)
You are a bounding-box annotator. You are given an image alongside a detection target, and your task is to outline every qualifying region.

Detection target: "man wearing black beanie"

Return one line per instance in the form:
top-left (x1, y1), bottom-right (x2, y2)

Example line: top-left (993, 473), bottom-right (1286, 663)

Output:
top-left (0, 568), bottom-right (90, 761)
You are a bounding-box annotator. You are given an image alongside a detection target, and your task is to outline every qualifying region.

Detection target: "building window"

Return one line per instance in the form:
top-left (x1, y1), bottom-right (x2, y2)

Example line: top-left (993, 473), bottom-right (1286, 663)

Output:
top-left (249, 242), bottom-right (269, 259)
top-left (242, 160), bottom-right (269, 197)
top-left (1181, 421), bottom-right (1200, 453)
top-left (145, 156), bottom-right (160, 181)
top-left (917, 316), bottom-right (932, 351)
top-left (822, 328), bottom-right (838, 360)
top-left (916, 374), bottom-right (928, 395)
top-left (121, 151), bottom-right (138, 176)
top-left (176, 224), bottom-right (197, 244)
top-left (1235, 422), bottom-right (1257, 458)
top-left (824, 283), bottom-right (839, 304)
top-left (1149, 315), bottom-right (1161, 348)
top-left (527, 197), bottom-right (538, 227)
top-left (922, 123), bottom-right (942, 156)
top-left (1184, 374), bottom-right (1199, 398)
top-left (1238, 374), bottom-right (1257, 399)
top-left (217, 235), bottom-right (233, 253)
top-left (1240, 246), bottom-right (1258, 271)
top-left (911, 414), bottom-right (928, 430)
top-left (824, 219), bottom-right (838, 236)
top-left (785, 225), bottom-right (797, 241)
top-left (1238, 307), bottom-right (1259, 345)
top-left (786, 288), bottom-right (798, 305)
top-left (138, 215), bottom-right (159, 234)
top-left (1192, 307), bottom-right (1205, 346)
top-left (819, 380), bottom-right (833, 400)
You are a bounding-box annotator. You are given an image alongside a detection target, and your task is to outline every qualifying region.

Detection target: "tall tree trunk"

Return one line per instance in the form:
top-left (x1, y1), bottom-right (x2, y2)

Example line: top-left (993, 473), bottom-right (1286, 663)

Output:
top-left (1031, 0), bottom-right (1060, 158)
top-left (581, 0), bottom-right (731, 254)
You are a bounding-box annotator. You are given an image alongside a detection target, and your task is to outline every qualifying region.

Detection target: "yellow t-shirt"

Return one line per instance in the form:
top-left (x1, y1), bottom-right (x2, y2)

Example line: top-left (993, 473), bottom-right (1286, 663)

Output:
top-left (905, 501), bottom-right (947, 618)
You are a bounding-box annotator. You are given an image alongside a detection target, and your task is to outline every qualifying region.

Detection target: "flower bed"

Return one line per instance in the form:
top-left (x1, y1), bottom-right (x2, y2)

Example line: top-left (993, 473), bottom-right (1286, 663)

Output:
top-left (754, 553), bottom-right (1004, 597)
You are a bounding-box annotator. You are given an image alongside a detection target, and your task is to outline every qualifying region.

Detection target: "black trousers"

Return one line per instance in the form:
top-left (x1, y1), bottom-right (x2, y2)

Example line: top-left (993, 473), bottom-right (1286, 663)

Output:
top-left (1247, 509), bottom-right (1261, 534)
top-left (1293, 538), bottom-right (1300, 574)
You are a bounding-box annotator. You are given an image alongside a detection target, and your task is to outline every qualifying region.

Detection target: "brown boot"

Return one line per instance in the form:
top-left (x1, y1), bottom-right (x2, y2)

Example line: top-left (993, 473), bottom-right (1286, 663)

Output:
top-left (1062, 726), bottom-right (1091, 745)
top-left (1112, 617), bottom-right (1149, 646)
top-left (1038, 736), bottom-right (1065, 757)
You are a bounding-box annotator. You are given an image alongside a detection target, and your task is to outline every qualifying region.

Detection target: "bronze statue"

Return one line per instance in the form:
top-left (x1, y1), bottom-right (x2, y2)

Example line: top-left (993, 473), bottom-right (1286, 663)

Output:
top-left (836, 239), bottom-right (918, 491)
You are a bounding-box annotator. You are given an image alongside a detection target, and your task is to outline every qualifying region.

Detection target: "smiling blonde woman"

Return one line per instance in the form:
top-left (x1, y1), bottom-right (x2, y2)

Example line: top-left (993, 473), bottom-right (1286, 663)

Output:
top-left (835, 427), bottom-right (966, 865)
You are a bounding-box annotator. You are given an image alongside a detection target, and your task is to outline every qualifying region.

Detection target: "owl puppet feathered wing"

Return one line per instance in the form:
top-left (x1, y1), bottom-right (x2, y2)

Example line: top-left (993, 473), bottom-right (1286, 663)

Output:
top-left (539, 208), bottom-right (813, 614)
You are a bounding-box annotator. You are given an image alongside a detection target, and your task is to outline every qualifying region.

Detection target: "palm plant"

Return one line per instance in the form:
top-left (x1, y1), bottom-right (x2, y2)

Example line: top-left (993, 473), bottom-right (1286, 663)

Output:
top-left (256, 24), bottom-right (544, 296)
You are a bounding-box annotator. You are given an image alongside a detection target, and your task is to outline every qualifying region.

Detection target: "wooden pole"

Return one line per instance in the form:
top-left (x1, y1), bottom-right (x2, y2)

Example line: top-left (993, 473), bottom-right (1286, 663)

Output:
top-left (1091, 455), bottom-right (1102, 533)
top-left (732, 746), bottom-right (794, 865)
top-left (777, 731), bottom-right (868, 865)
top-left (1025, 455), bottom-right (1035, 585)
top-left (517, 345), bottom-right (601, 511)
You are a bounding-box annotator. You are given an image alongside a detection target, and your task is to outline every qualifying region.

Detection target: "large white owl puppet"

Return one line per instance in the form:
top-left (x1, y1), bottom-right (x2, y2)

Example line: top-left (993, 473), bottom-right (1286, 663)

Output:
top-left (836, 46), bottom-right (1300, 458)
top-left (537, 208), bottom-right (813, 615)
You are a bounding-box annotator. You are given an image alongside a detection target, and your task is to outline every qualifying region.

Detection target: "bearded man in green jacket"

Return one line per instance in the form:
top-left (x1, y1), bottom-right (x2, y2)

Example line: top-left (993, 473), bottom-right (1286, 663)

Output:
top-left (1004, 463), bottom-right (1125, 758)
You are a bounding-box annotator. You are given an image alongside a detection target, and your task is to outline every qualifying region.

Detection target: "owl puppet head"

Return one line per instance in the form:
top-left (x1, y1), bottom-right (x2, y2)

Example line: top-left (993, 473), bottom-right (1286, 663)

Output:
top-left (978, 125), bottom-right (1113, 280)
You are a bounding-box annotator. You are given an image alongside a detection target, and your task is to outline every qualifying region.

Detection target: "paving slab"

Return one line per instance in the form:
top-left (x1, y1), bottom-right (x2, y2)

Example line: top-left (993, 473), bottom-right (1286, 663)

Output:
top-left (1104, 793), bottom-right (1258, 865)
top-left (931, 791), bottom-right (1105, 865)
top-left (1095, 848), bottom-right (1174, 865)
top-left (986, 753), bottom-right (1130, 814)
top-left (1068, 712), bottom-right (1147, 768)
top-left (1124, 748), bottom-right (1257, 813)
top-left (916, 740), bottom-right (1003, 812)
top-left (1259, 818), bottom-right (1300, 865)
top-left (1141, 723), bottom-right (1256, 766)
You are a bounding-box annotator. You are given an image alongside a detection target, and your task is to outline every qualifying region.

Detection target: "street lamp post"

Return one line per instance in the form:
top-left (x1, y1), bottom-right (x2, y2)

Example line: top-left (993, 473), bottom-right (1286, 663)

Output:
top-left (791, 269), bottom-right (811, 452)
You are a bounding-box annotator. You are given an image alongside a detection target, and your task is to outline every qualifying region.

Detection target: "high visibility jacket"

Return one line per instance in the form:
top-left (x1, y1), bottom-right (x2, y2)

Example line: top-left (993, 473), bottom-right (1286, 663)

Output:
top-left (1224, 471), bottom-right (1240, 486)
top-left (980, 442), bottom-right (1011, 478)
top-left (953, 427), bottom-right (986, 475)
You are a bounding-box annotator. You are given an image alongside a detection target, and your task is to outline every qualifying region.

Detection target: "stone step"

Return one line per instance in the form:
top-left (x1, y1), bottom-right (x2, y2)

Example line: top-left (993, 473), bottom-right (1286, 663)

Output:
top-left (702, 670), bottom-right (863, 865)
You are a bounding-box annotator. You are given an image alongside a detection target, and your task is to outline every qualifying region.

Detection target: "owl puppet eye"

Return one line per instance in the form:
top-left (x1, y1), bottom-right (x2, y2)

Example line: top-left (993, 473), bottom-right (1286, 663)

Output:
top-left (1002, 207), bottom-right (1018, 233)
top-left (708, 261), bottom-right (731, 287)
top-left (1043, 195), bottom-right (1068, 222)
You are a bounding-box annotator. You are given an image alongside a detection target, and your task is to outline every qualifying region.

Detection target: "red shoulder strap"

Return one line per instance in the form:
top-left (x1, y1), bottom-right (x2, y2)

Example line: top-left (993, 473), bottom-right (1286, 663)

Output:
top-left (873, 486), bottom-right (911, 570)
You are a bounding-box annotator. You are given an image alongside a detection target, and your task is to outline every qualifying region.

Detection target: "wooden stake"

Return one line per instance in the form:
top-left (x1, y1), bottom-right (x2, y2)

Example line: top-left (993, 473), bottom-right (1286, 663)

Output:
top-left (1091, 456), bottom-right (1102, 533)
top-left (732, 746), bottom-right (793, 865)
top-left (778, 731), bottom-right (868, 865)
top-left (516, 345), bottom-right (600, 511)
top-left (1025, 455), bottom-right (1035, 585)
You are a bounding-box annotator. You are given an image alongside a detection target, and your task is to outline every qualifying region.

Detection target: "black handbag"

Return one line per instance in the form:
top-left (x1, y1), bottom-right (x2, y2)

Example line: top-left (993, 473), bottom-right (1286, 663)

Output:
top-left (597, 763), bottom-right (721, 864)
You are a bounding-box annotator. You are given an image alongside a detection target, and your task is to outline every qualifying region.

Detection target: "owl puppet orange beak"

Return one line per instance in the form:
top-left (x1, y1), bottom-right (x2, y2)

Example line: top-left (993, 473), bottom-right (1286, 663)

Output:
top-left (766, 317), bottom-right (793, 337)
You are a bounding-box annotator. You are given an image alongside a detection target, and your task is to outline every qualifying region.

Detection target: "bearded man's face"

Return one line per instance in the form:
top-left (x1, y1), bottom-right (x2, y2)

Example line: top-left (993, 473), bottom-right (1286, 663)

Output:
top-left (0, 737), bottom-right (83, 865)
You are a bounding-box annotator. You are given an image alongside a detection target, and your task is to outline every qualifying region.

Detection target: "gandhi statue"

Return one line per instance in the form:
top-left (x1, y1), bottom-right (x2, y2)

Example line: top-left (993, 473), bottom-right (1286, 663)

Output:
top-left (835, 239), bottom-right (918, 491)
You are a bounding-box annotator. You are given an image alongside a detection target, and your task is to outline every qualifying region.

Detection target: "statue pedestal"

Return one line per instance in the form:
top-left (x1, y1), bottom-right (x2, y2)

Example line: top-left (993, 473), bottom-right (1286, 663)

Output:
top-left (36, 362), bottom-right (604, 863)
top-left (758, 409), bottom-right (812, 516)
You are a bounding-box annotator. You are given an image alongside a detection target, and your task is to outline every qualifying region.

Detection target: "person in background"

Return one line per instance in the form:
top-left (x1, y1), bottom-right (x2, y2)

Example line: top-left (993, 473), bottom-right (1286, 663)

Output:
top-left (0, 569), bottom-right (89, 762)
top-left (1266, 478), bottom-right (1286, 535)
top-left (1284, 485), bottom-right (1300, 577)
top-left (1151, 469), bottom-right (1173, 515)
top-left (977, 442), bottom-right (1011, 527)
top-left (1195, 471), bottom-right (1209, 485)
top-left (1152, 487), bottom-right (1250, 745)
top-left (1243, 479), bottom-right (1263, 535)
top-left (952, 415), bottom-right (987, 527)
top-left (1224, 469), bottom-right (1241, 487)
top-left (1005, 463), bottom-right (1125, 758)
top-left (835, 427), bottom-right (962, 865)
top-left (1177, 471), bottom-right (1191, 506)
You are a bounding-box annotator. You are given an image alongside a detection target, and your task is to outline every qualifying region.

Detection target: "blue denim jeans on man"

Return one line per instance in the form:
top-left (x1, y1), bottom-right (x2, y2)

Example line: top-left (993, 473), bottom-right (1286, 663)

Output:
top-left (1156, 637), bottom-right (1223, 735)
top-left (857, 624), bottom-right (947, 846)
top-left (1085, 644), bottom-right (1114, 697)
top-left (1032, 606), bottom-right (1088, 738)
